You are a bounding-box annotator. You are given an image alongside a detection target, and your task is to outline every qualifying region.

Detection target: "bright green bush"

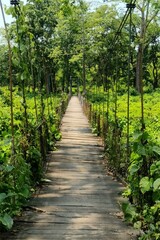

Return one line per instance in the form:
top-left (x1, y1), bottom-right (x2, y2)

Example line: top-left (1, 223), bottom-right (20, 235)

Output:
top-left (0, 86), bottom-right (67, 230)
top-left (85, 87), bottom-right (160, 239)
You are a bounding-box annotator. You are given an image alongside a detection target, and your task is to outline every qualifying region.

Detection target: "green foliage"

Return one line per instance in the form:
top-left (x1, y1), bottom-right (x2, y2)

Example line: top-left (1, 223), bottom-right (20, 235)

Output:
top-left (0, 213), bottom-right (13, 230)
top-left (0, 0), bottom-right (159, 236)
top-left (122, 202), bottom-right (138, 223)
top-left (0, 87), bottom-right (66, 230)
top-left (139, 177), bottom-right (152, 194)
top-left (0, 1), bottom-right (70, 230)
top-left (124, 133), bottom-right (160, 239)
top-left (85, 87), bottom-right (160, 239)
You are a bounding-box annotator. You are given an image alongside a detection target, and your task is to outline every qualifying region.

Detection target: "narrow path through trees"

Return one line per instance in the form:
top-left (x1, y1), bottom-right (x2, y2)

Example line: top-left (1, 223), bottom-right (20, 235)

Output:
top-left (2, 96), bottom-right (138, 240)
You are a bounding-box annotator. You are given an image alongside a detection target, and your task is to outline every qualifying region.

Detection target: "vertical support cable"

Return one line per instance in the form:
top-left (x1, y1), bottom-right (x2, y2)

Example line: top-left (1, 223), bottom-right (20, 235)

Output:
top-left (115, 46), bottom-right (118, 129)
top-left (97, 75), bottom-right (101, 136)
top-left (126, 3), bottom-right (135, 164)
top-left (114, 44), bottom-right (118, 169)
top-left (105, 49), bottom-right (111, 151)
top-left (14, 4), bottom-right (29, 135)
top-left (82, 13), bottom-right (86, 95)
top-left (95, 78), bottom-right (98, 126)
top-left (29, 37), bottom-right (38, 123)
top-left (106, 80), bottom-right (110, 135)
top-left (102, 62), bottom-right (105, 139)
top-left (140, 56), bottom-right (145, 131)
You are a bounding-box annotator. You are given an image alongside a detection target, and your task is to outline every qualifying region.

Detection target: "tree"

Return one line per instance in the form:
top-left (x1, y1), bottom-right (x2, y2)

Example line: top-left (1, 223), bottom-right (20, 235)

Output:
top-left (49, 0), bottom-right (89, 93)
top-left (135, 0), bottom-right (160, 92)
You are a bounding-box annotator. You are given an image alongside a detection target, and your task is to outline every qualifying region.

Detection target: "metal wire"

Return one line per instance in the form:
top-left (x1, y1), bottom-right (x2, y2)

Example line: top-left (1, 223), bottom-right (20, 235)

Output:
top-left (126, 4), bottom-right (135, 164)
top-left (113, 0), bottom-right (136, 44)
top-left (105, 0), bottom-right (136, 169)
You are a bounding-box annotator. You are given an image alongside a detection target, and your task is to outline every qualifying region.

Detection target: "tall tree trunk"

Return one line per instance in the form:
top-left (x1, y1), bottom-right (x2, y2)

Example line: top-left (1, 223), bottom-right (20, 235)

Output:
top-left (136, 43), bottom-right (144, 93)
top-left (136, 0), bottom-right (148, 93)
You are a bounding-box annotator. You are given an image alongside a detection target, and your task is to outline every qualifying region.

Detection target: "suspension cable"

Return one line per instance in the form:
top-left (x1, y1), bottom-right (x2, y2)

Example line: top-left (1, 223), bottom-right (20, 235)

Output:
top-left (113, 0), bottom-right (136, 44)
top-left (126, 3), bottom-right (135, 165)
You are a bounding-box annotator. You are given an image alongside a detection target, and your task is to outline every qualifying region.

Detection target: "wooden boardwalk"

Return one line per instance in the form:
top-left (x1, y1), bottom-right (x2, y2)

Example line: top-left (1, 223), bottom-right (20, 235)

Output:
top-left (2, 96), bottom-right (137, 240)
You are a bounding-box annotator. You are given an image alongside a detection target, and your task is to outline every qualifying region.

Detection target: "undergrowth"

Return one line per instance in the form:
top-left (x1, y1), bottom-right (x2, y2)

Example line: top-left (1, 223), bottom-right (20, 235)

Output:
top-left (0, 86), bottom-right (68, 230)
top-left (85, 88), bottom-right (160, 240)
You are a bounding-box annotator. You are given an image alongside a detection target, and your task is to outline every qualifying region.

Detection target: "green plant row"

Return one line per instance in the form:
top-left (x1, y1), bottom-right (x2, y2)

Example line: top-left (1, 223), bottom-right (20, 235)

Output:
top-left (0, 86), bottom-right (68, 230)
top-left (84, 88), bottom-right (160, 240)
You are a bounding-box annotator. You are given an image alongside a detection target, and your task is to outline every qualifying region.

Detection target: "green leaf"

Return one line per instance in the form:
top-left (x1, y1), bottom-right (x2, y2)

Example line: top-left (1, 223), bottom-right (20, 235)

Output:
top-left (139, 177), bottom-right (152, 194)
top-left (7, 192), bottom-right (16, 198)
top-left (141, 131), bottom-right (149, 141)
top-left (137, 144), bottom-right (146, 156)
top-left (153, 178), bottom-right (160, 191)
top-left (122, 202), bottom-right (137, 223)
top-left (134, 221), bottom-right (142, 229)
top-left (133, 131), bottom-right (149, 142)
top-left (129, 163), bottom-right (139, 175)
top-left (150, 161), bottom-right (160, 176)
top-left (122, 187), bottom-right (131, 197)
top-left (0, 193), bottom-right (7, 203)
top-left (150, 162), bottom-right (157, 176)
top-left (151, 202), bottom-right (160, 215)
top-left (19, 187), bottom-right (30, 198)
top-left (0, 213), bottom-right (13, 229)
top-left (152, 146), bottom-right (160, 155)
top-left (5, 165), bottom-right (14, 172)
top-left (129, 160), bottom-right (142, 176)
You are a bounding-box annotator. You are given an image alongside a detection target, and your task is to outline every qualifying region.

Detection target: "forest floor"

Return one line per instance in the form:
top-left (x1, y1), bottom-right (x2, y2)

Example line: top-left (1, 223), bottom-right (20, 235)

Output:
top-left (1, 96), bottom-right (138, 240)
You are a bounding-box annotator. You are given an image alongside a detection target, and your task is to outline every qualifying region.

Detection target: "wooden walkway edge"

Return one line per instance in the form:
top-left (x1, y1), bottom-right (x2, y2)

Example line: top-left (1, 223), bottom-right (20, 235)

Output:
top-left (1, 96), bottom-right (138, 240)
